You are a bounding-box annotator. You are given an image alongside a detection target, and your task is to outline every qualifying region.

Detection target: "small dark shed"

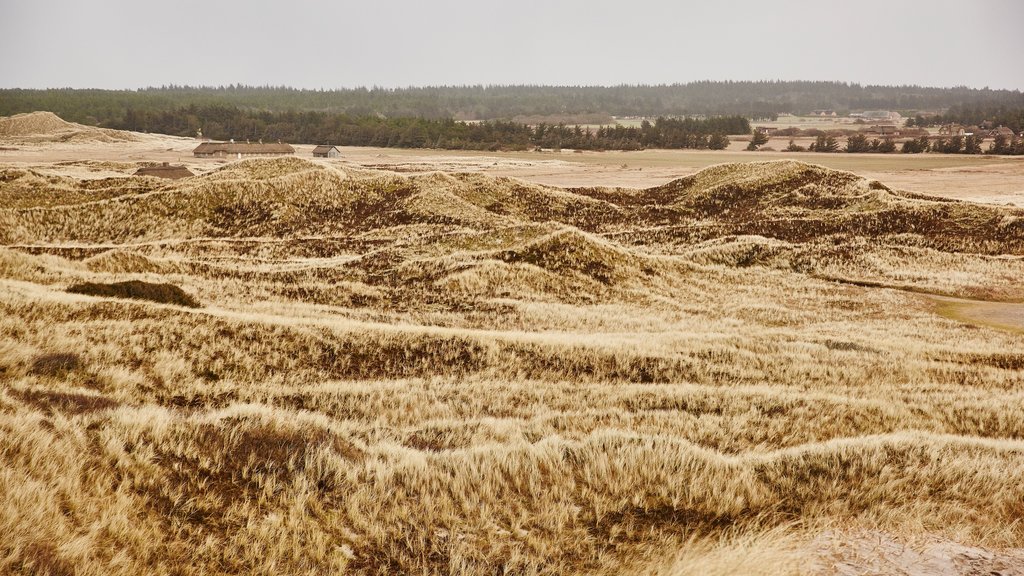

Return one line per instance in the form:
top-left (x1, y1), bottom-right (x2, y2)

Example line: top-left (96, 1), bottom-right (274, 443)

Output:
top-left (134, 162), bottom-right (193, 179)
top-left (312, 145), bottom-right (341, 158)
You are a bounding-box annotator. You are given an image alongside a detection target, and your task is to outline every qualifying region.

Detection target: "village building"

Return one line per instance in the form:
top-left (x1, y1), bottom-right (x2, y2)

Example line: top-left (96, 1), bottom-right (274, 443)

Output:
top-left (993, 126), bottom-right (1016, 139)
top-left (134, 162), bottom-right (193, 179)
top-left (811, 109), bottom-right (837, 117)
top-left (193, 140), bottom-right (295, 158)
top-left (312, 145), bottom-right (341, 158)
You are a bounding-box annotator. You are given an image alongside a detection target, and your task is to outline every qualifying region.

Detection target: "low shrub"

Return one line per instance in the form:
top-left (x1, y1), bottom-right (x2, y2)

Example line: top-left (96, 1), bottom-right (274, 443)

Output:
top-left (67, 280), bottom-right (201, 308)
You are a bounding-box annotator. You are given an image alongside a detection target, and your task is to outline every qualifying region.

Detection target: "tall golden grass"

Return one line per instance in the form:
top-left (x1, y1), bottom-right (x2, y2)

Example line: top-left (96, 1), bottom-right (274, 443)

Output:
top-left (1, 158), bottom-right (1022, 574)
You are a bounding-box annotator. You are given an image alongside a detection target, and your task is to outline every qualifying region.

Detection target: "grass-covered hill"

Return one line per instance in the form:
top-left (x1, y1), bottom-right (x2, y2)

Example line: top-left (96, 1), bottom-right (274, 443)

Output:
top-left (1, 157), bottom-right (1023, 574)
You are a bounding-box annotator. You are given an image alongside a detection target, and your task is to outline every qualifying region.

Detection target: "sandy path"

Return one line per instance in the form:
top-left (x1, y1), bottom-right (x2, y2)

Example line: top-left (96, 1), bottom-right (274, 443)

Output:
top-left (928, 295), bottom-right (1024, 333)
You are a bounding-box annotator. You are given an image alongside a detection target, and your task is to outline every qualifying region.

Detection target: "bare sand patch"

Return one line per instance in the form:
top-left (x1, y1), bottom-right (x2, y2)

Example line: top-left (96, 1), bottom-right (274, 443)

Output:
top-left (929, 295), bottom-right (1024, 334)
top-left (807, 530), bottom-right (1024, 576)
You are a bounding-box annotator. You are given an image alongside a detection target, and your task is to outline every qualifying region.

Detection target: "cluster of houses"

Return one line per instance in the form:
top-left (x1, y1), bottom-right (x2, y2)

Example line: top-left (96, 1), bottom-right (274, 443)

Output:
top-left (938, 124), bottom-right (1017, 139)
top-left (752, 121), bottom-right (1019, 144)
top-left (754, 124), bottom-right (902, 137)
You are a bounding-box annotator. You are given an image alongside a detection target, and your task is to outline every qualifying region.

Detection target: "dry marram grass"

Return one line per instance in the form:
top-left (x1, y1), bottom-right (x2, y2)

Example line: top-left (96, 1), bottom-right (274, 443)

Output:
top-left (1, 156), bottom-right (1023, 574)
top-left (0, 111), bottom-right (138, 144)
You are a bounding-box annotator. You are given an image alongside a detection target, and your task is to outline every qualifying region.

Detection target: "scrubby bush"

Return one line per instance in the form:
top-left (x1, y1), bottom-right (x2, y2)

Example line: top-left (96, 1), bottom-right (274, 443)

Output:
top-left (67, 280), bottom-right (201, 308)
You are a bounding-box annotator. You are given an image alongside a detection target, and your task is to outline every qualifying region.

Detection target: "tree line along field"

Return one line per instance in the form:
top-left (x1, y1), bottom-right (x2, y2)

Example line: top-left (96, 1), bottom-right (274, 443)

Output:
top-left (3, 82), bottom-right (1023, 121)
top-left (1, 155), bottom-right (1023, 574)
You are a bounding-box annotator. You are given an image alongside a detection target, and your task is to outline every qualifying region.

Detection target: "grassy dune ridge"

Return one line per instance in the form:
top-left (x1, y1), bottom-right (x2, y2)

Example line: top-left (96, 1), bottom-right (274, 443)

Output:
top-left (1, 157), bottom-right (1023, 574)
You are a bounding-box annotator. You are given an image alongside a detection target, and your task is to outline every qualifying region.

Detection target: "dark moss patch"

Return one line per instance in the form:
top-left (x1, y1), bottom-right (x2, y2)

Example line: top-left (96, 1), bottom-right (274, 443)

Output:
top-left (29, 352), bottom-right (83, 377)
top-left (67, 280), bottom-right (201, 308)
top-left (11, 388), bottom-right (120, 415)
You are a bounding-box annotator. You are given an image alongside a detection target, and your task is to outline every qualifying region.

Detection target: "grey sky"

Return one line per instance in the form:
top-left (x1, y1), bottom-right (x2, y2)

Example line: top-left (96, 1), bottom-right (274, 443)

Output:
top-left (2, 0), bottom-right (1022, 90)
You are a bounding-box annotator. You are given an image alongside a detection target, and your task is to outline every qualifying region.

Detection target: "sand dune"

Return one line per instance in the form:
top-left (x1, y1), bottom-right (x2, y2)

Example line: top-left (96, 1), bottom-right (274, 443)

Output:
top-left (1, 155), bottom-right (1023, 574)
top-left (0, 111), bottom-right (138, 144)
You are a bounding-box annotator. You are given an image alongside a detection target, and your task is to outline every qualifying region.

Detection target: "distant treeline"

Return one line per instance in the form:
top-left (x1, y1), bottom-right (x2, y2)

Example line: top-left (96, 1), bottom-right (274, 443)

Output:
top-left (108, 106), bottom-right (747, 151)
top-left (777, 134), bottom-right (1024, 155)
top-left (906, 103), bottom-right (1024, 132)
top-left (3, 82), bottom-right (1024, 123)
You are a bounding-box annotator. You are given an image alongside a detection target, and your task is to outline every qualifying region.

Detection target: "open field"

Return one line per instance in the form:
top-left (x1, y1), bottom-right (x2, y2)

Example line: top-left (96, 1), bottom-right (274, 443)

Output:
top-left (3, 131), bottom-right (1024, 205)
top-left (2, 117), bottom-right (1024, 574)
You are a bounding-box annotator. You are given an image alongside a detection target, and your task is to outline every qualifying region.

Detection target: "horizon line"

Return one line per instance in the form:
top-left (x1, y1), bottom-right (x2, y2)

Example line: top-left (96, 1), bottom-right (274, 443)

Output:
top-left (2, 80), bottom-right (1023, 93)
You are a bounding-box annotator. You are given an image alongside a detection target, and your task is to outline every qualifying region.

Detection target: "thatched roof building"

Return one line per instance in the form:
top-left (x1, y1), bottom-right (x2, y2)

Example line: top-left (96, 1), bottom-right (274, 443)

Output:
top-left (193, 141), bottom-right (295, 158)
top-left (134, 162), bottom-right (193, 179)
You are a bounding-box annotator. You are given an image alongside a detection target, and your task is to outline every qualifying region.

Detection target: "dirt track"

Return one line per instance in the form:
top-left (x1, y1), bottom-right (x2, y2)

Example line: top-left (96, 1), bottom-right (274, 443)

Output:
top-left (930, 295), bottom-right (1024, 333)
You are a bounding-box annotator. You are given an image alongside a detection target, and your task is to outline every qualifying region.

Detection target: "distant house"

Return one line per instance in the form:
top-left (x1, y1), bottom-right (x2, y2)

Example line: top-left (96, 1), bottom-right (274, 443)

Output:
top-left (755, 127), bottom-right (778, 136)
top-left (193, 140), bottom-right (295, 158)
top-left (938, 124), bottom-right (965, 136)
top-left (134, 162), bottom-right (193, 179)
top-left (993, 126), bottom-right (1016, 139)
top-left (811, 109), bottom-right (837, 117)
top-left (312, 145), bottom-right (341, 158)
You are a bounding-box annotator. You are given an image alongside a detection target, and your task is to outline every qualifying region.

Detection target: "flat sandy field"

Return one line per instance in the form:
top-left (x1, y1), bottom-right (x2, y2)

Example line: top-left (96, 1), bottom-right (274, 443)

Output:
top-left (2, 115), bottom-right (1023, 575)
top-left (5, 134), bottom-right (1023, 206)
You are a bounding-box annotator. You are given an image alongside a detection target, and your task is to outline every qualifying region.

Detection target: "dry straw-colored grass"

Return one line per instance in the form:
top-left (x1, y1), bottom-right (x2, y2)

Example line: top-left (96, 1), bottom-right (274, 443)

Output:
top-left (0, 111), bottom-right (138, 144)
top-left (1, 157), bottom-right (1023, 574)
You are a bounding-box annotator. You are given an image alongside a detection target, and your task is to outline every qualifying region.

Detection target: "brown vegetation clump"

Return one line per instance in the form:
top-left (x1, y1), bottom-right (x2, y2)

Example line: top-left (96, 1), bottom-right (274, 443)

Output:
top-left (1, 157), bottom-right (1023, 574)
top-left (28, 352), bottom-right (82, 377)
top-left (67, 280), bottom-right (201, 308)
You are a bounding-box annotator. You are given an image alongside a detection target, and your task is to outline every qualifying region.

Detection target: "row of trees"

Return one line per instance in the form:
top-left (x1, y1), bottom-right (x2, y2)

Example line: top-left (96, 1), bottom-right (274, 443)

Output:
top-left (3, 82), bottom-right (1023, 123)
top-left (905, 103), bottom-right (1024, 132)
top-left (109, 106), bottom-right (745, 151)
top-left (776, 134), bottom-right (1024, 155)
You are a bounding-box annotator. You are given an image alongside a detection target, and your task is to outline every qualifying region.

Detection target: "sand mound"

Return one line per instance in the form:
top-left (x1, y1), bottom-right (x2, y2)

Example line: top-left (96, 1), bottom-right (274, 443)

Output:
top-left (0, 111), bottom-right (138, 143)
top-left (0, 111), bottom-right (76, 136)
top-left (5, 159), bottom-right (1023, 265)
top-left (202, 156), bottom-right (337, 182)
top-left (649, 160), bottom-right (891, 215)
top-left (497, 228), bottom-right (652, 285)
top-left (684, 235), bottom-right (794, 268)
top-left (421, 172), bottom-right (622, 230)
top-left (433, 259), bottom-right (594, 302)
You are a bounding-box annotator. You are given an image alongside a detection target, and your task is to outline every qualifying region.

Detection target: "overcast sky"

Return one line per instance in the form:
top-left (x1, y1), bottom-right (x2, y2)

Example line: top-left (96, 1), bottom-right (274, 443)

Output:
top-left (2, 0), bottom-right (1022, 90)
